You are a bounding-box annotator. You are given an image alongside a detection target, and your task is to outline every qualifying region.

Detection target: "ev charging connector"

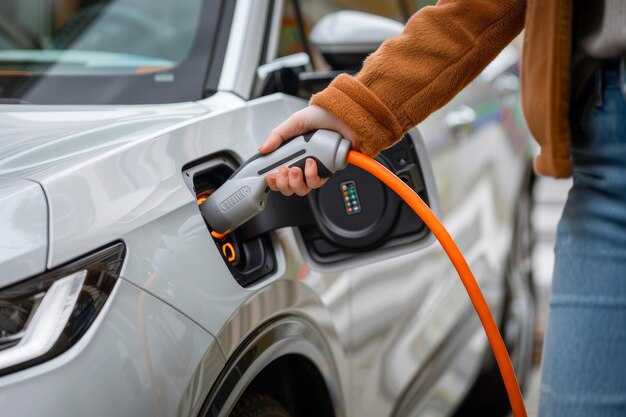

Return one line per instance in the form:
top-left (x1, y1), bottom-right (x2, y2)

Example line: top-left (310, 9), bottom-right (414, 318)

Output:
top-left (200, 130), bottom-right (351, 235)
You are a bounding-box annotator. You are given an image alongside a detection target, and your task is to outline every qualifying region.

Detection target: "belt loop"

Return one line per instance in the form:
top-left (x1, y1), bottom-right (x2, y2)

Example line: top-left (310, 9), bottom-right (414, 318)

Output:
top-left (593, 65), bottom-right (603, 107)
top-left (621, 53), bottom-right (626, 101)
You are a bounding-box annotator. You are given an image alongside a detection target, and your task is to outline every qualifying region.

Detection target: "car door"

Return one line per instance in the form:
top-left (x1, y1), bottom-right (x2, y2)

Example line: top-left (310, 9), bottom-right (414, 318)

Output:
top-left (212, 1), bottom-right (532, 416)
top-left (348, 44), bottom-right (532, 417)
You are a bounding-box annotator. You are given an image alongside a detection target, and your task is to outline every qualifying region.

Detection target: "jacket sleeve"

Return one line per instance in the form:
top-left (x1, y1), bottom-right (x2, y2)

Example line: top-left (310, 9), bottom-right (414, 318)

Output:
top-left (310, 0), bottom-right (527, 156)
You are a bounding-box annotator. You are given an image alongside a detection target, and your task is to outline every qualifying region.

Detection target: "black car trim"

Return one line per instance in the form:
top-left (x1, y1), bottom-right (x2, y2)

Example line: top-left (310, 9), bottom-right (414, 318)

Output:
top-left (204, 0), bottom-right (238, 96)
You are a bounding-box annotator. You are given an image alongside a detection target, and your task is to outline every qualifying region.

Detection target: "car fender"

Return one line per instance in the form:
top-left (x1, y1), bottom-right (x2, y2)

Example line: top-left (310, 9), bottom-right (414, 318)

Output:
top-left (196, 278), bottom-right (348, 417)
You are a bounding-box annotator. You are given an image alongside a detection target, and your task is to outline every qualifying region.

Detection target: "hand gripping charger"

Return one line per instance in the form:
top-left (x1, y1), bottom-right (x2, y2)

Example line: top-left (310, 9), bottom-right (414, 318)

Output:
top-left (200, 129), bottom-right (528, 417)
top-left (200, 129), bottom-right (351, 235)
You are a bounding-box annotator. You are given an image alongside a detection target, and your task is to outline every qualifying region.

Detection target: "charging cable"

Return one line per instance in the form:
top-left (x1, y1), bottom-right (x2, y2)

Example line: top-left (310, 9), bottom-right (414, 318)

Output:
top-left (347, 150), bottom-right (527, 417)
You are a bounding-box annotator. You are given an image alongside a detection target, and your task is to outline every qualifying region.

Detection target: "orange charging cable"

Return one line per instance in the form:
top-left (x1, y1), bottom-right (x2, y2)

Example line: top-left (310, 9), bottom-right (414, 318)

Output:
top-left (209, 149), bottom-right (527, 417)
top-left (346, 150), bottom-right (527, 417)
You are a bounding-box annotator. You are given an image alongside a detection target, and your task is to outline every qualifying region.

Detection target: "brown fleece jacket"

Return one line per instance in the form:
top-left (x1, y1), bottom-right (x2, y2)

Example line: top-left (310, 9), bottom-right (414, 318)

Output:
top-left (311, 0), bottom-right (574, 178)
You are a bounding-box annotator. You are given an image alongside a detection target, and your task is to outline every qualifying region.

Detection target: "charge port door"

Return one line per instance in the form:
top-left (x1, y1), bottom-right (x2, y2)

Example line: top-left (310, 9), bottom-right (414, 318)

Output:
top-left (229, 131), bottom-right (436, 269)
top-left (182, 130), bottom-right (436, 282)
top-left (299, 133), bottom-right (434, 267)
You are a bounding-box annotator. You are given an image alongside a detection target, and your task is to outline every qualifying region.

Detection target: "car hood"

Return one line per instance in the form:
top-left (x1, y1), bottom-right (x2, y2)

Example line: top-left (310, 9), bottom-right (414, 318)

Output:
top-left (0, 102), bottom-right (211, 178)
top-left (0, 93), bottom-right (253, 272)
top-left (0, 100), bottom-right (229, 283)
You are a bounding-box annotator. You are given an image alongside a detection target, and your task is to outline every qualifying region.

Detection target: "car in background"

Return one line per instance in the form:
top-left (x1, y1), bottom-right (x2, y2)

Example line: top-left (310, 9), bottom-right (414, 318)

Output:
top-left (0, 1), bottom-right (535, 416)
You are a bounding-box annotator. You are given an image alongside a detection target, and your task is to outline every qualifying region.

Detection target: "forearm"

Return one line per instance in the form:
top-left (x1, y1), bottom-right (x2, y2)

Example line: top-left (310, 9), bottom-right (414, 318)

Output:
top-left (311, 0), bottom-right (527, 155)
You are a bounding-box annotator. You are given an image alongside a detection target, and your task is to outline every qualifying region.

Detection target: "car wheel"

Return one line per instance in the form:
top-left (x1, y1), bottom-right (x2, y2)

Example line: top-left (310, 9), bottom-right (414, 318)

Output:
top-left (230, 393), bottom-right (292, 417)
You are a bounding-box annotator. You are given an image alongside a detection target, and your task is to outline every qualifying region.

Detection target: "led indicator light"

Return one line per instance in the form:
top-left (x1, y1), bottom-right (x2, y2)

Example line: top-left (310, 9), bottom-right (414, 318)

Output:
top-left (340, 180), bottom-right (362, 215)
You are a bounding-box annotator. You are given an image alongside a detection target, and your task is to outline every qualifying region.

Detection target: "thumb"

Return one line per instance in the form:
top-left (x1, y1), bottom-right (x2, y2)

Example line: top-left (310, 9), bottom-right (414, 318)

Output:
top-left (259, 112), bottom-right (308, 154)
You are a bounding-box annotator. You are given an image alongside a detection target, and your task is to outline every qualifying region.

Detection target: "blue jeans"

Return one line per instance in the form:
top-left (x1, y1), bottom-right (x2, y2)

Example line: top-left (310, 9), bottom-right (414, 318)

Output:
top-left (539, 64), bottom-right (626, 416)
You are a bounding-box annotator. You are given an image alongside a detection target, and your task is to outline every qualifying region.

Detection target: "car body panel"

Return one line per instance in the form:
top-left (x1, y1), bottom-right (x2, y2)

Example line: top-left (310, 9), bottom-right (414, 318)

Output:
top-left (0, 101), bottom-right (210, 177)
top-left (0, 178), bottom-right (47, 287)
top-left (210, 294), bottom-right (348, 417)
top-left (0, 279), bottom-right (222, 416)
top-left (333, 45), bottom-right (531, 417)
top-left (1, 93), bottom-right (322, 341)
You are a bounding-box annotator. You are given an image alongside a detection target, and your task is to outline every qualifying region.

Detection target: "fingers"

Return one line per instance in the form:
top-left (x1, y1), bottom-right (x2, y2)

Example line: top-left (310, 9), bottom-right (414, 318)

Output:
top-left (287, 168), bottom-right (309, 196)
top-left (264, 159), bottom-right (327, 196)
top-left (272, 167), bottom-right (310, 197)
top-left (266, 172), bottom-right (279, 192)
top-left (259, 110), bottom-right (307, 154)
top-left (271, 166), bottom-right (310, 196)
top-left (259, 130), bottom-right (285, 155)
top-left (274, 167), bottom-right (294, 196)
top-left (304, 158), bottom-right (327, 189)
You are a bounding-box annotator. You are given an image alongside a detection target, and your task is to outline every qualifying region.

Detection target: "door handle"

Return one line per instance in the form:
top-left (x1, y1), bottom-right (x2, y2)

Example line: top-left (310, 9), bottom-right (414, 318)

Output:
top-left (445, 105), bottom-right (476, 136)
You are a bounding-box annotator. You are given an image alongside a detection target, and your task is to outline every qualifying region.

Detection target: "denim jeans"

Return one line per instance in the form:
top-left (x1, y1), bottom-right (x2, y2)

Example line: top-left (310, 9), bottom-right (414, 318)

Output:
top-left (539, 64), bottom-right (626, 416)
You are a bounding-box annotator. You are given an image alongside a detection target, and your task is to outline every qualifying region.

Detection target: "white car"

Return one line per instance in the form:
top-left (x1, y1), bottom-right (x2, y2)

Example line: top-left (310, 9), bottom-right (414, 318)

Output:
top-left (0, 1), bottom-right (535, 416)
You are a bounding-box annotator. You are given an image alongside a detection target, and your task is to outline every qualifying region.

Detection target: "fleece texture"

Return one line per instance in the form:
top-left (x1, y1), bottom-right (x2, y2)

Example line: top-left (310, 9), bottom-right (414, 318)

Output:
top-left (311, 0), bottom-right (574, 178)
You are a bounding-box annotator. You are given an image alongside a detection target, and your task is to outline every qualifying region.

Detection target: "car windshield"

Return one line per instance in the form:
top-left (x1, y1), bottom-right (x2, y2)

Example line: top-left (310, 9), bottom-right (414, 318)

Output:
top-left (0, 0), bottom-right (223, 104)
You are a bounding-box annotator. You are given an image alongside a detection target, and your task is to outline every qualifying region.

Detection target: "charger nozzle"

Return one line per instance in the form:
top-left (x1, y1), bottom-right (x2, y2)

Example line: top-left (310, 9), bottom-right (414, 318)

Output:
top-left (200, 129), bottom-right (351, 235)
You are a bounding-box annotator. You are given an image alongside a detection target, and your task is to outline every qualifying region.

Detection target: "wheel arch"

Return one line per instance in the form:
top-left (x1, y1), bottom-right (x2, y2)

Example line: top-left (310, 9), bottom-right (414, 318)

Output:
top-left (199, 316), bottom-right (343, 417)
top-left (192, 273), bottom-right (350, 417)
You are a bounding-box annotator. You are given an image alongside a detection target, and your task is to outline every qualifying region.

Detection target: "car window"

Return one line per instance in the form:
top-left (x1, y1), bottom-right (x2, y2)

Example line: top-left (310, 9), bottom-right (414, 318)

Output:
top-left (277, 1), bottom-right (307, 58)
top-left (0, 0), bottom-right (224, 104)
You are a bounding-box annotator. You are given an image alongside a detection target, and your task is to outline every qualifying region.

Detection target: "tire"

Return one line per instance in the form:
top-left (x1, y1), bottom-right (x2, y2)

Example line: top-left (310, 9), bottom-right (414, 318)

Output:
top-left (230, 393), bottom-right (292, 417)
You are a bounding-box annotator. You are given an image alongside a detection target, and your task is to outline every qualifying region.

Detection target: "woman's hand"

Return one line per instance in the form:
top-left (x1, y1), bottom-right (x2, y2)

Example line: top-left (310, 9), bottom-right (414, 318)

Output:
top-left (260, 105), bottom-right (359, 196)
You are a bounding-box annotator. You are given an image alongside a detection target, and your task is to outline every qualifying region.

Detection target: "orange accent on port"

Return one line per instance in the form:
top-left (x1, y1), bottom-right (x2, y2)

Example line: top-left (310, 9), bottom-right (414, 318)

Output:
top-left (197, 196), bottom-right (207, 206)
top-left (221, 242), bottom-right (236, 263)
top-left (211, 230), bottom-right (228, 240)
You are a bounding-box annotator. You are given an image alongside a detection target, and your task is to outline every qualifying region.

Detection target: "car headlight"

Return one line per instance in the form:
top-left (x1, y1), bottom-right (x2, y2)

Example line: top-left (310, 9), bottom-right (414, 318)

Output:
top-left (0, 243), bottom-right (125, 375)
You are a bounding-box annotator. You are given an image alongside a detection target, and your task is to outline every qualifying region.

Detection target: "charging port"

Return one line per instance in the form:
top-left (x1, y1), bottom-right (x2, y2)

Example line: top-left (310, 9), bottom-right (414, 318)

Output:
top-left (183, 156), bottom-right (276, 287)
top-left (182, 136), bottom-right (429, 270)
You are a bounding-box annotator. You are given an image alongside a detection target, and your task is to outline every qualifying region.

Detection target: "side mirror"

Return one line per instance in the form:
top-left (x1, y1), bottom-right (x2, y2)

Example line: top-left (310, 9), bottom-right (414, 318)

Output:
top-left (254, 52), bottom-right (312, 97)
top-left (310, 11), bottom-right (404, 71)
